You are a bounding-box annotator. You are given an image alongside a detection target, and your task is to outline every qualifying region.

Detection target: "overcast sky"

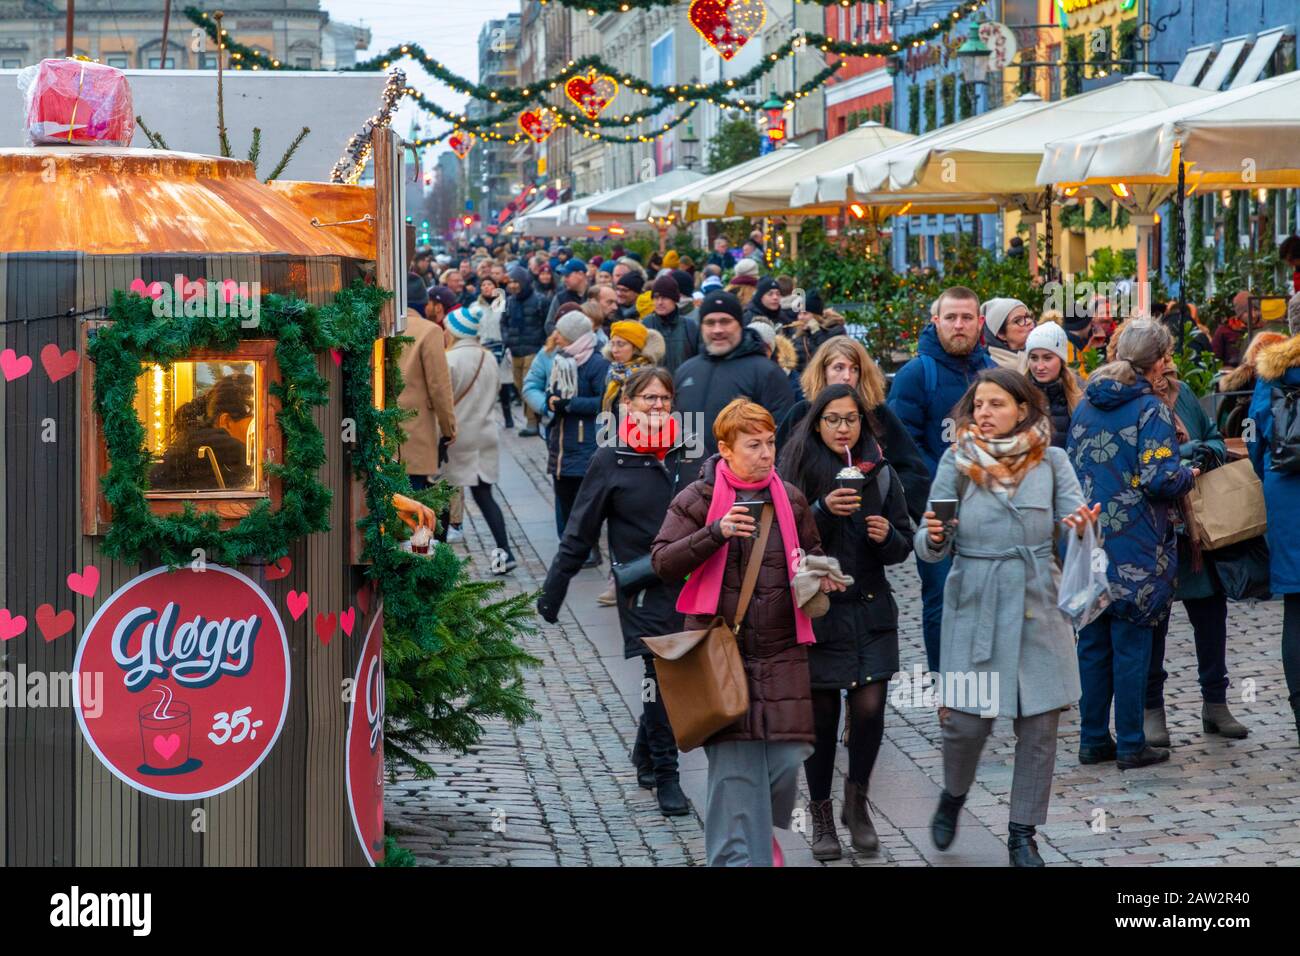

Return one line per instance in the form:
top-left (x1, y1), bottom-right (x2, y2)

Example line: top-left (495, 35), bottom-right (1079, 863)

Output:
top-left (320, 0), bottom-right (521, 160)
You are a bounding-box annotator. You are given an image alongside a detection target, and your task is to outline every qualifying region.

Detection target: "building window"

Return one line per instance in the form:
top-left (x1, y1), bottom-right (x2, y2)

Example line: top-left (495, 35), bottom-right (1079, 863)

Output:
top-left (295, 56), bottom-right (313, 68)
top-left (198, 53), bottom-right (218, 69)
top-left (146, 56), bottom-right (176, 69)
top-left (2, 57), bottom-right (23, 69)
top-left (104, 54), bottom-right (129, 69)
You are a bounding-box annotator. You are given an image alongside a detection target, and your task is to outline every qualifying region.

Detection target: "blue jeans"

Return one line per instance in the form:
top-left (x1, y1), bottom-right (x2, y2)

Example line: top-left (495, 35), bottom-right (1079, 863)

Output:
top-left (1077, 611), bottom-right (1156, 756)
top-left (915, 553), bottom-right (951, 673)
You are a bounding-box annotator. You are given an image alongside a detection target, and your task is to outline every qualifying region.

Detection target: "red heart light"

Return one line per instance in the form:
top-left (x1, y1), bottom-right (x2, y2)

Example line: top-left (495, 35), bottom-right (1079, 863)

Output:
top-left (518, 108), bottom-right (558, 144)
top-left (689, 0), bottom-right (766, 61)
top-left (448, 131), bottom-right (475, 159)
top-left (564, 70), bottom-right (619, 121)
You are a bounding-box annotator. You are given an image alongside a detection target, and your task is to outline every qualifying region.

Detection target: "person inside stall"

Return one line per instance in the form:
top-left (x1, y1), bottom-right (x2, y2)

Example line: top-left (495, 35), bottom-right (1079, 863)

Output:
top-left (150, 372), bottom-right (255, 491)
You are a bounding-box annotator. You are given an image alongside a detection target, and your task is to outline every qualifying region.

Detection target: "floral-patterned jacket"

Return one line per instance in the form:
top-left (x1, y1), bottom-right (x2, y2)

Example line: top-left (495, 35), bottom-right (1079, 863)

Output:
top-left (1067, 377), bottom-right (1196, 626)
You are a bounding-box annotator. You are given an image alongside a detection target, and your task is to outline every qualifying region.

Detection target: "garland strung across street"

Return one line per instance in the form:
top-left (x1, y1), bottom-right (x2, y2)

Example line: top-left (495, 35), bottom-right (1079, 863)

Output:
top-left (535, 0), bottom-right (891, 12)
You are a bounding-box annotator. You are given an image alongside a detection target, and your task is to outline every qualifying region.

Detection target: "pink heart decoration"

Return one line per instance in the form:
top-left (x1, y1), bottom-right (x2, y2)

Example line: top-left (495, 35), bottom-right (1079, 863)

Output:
top-left (35, 604), bottom-right (74, 642)
top-left (128, 278), bottom-right (165, 299)
top-left (0, 609), bottom-right (27, 641)
top-left (287, 590), bottom-right (310, 621)
top-left (153, 734), bottom-right (181, 759)
top-left (67, 565), bottom-right (100, 596)
top-left (339, 606), bottom-right (356, 637)
top-left (330, 349), bottom-right (343, 366)
top-left (314, 611), bottom-right (337, 646)
top-left (1, 349), bottom-right (33, 382)
top-left (40, 344), bottom-right (79, 383)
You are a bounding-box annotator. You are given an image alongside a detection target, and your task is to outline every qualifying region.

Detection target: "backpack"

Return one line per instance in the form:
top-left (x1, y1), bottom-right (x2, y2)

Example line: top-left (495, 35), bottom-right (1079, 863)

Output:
top-left (1269, 384), bottom-right (1300, 474)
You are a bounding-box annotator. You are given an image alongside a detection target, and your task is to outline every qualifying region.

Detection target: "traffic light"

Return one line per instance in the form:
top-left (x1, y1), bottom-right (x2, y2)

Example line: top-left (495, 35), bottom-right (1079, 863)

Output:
top-left (405, 215), bottom-right (413, 224)
top-left (462, 216), bottom-right (473, 227)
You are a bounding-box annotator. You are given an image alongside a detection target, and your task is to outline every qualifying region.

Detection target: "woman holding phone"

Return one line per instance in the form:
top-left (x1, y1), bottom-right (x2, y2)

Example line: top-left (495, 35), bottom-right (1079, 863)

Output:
top-left (916, 368), bottom-right (1099, 867)
top-left (778, 384), bottom-right (914, 859)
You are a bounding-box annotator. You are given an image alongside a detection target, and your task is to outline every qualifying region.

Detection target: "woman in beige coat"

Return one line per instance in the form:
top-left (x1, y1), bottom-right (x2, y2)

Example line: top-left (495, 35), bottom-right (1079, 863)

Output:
top-left (443, 305), bottom-right (516, 573)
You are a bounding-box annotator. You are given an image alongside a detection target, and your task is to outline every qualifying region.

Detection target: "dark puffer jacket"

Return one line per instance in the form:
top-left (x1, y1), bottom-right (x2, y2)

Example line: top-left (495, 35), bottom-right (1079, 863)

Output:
top-left (503, 285), bottom-right (547, 357)
top-left (806, 463), bottom-right (914, 688)
top-left (1033, 376), bottom-right (1072, 449)
top-left (651, 455), bottom-right (820, 745)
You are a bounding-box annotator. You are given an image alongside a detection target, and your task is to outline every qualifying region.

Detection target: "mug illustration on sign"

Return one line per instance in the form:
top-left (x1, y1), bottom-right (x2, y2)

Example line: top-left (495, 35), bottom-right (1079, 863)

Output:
top-left (138, 685), bottom-right (198, 775)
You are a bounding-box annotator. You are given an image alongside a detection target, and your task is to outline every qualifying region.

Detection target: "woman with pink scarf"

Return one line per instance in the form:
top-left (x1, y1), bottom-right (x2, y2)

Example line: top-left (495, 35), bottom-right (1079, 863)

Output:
top-left (652, 398), bottom-right (843, 866)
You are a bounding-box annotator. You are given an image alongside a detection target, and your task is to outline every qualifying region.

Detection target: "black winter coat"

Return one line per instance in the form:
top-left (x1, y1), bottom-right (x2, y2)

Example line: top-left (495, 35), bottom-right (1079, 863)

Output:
top-left (673, 329), bottom-right (797, 486)
top-left (643, 308), bottom-right (701, 373)
top-left (805, 462), bottom-right (914, 688)
top-left (1033, 376), bottom-right (1071, 449)
top-left (503, 287), bottom-right (547, 357)
top-left (776, 399), bottom-right (931, 522)
top-left (791, 321), bottom-right (846, 372)
top-left (540, 444), bottom-right (689, 658)
top-left (544, 287), bottom-right (586, 335)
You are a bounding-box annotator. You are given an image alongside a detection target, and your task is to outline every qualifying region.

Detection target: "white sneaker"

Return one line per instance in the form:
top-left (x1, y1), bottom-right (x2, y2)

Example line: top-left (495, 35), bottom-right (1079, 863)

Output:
top-left (446, 526), bottom-right (464, 543)
top-left (490, 548), bottom-right (517, 574)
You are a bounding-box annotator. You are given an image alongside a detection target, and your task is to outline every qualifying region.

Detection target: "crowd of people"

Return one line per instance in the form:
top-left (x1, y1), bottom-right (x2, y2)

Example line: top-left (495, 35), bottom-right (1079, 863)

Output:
top-left (401, 231), bottom-right (1300, 868)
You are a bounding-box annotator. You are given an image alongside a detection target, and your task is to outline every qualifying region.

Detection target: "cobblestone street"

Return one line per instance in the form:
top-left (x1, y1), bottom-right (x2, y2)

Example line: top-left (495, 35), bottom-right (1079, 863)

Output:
top-left (386, 423), bottom-right (1300, 867)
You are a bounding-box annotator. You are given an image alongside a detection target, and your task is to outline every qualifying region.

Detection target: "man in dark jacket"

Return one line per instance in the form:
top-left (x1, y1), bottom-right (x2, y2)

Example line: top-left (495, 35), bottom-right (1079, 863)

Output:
top-left (644, 273), bottom-right (701, 373)
top-left (887, 285), bottom-right (995, 672)
top-left (673, 290), bottom-right (796, 485)
top-left (545, 258), bottom-right (589, 334)
top-left (504, 265), bottom-right (548, 436)
top-left (615, 271), bottom-right (644, 320)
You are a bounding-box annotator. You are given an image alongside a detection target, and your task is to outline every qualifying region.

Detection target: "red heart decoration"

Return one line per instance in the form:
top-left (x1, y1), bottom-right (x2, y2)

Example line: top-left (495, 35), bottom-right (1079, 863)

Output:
top-left (314, 611), bottom-right (337, 646)
top-left (287, 590), bottom-right (310, 621)
top-left (565, 70), bottom-right (619, 121)
top-left (129, 278), bottom-right (165, 299)
top-left (40, 344), bottom-right (79, 383)
top-left (35, 603), bottom-right (74, 642)
top-left (518, 108), bottom-right (557, 144)
top-left (265, 556), bottom-right (292, 581)
top-left (1, 349), bottom-right (33, 382)
top-left (448, 131), bottom-right (475, 159)
top-left (67, 565), bottom-right (100, 596)
top-left (689, 0), bottom-right (766, 61)
top-left (356, 581), bottom-right (373, 615)
top-left (330, 348), bottom-right (343, 366)
top-left (339, 606), bottom-right (356, 637)
top-left (0, 608), bottom-right (28, 641)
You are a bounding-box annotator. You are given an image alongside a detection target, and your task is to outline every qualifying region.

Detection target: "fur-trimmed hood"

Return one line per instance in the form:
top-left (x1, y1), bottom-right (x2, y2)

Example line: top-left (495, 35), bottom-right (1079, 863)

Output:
top-left (1257, 333), bottom-right (1300, 382)
top-left (1220, 330), bottom-right (1288, 392)
top-left (601, 325), bottom-right (666, 366)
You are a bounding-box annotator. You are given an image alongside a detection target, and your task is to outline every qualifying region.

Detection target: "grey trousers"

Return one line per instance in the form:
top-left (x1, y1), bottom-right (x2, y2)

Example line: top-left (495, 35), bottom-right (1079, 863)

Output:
top-left (941, 708), bottom-right (1061, 826)
top-left (703, 739), bottom-right (814, 867)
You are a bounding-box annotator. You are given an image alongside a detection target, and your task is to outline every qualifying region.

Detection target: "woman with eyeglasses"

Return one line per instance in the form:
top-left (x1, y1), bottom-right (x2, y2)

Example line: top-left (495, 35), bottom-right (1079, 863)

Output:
top-left (982, 298), bottom-right (1035, 374)
top-left (778, 384), bottom-right (914, 860)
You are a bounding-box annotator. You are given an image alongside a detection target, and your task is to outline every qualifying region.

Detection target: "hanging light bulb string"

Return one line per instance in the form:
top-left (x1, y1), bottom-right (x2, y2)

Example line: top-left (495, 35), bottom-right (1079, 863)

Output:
top-left (331, 68), bottom-right (406, 185)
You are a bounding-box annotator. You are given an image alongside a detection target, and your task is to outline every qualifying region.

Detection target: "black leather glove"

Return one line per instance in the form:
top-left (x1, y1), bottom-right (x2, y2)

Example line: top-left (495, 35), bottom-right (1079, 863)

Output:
top-left (549, 396), bottom-right (571, 416)
top-left (536, 596), bottom-right (559, 624)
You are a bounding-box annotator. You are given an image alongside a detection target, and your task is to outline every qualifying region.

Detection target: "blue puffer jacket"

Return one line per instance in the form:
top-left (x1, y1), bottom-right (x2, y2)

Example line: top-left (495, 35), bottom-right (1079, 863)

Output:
top-left (522, 346), bottom-right (610, 478)
top-left (1068, 377), bottom-right (1196, 625)
top-left (1247, 335), bottom-right (1300, 594)
top-left (887, 323), bottom-right (995, 477)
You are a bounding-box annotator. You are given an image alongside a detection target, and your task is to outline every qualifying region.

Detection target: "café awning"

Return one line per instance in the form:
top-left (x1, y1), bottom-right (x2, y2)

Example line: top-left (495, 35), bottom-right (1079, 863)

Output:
top-left (563, 169), bottom-right (704, 226)
top-left (636, 145), bottom-right (806, 222)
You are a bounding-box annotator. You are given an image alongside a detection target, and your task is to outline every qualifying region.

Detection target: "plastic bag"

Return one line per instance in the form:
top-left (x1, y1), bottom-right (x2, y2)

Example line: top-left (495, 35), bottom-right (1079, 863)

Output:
top-left (1057, 520), bottom-right (1111, 630)
top-left (18, 58), bottom-right (134, 146)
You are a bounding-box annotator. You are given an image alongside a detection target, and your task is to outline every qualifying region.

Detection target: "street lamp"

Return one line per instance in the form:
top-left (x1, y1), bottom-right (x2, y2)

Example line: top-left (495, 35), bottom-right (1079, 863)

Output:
top-left (762, 94), bottom-right (786, 145)
top-left (680, 121), bottom-right (700, 171)
top-left (956, 20), bottom-right (991, 86)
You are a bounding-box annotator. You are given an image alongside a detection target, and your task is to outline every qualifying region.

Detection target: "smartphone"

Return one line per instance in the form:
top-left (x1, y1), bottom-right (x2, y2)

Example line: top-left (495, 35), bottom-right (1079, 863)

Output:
top-left (732, 499), bottom-right (765, 524)
top-left (930, 499), bottom-right (959, 522)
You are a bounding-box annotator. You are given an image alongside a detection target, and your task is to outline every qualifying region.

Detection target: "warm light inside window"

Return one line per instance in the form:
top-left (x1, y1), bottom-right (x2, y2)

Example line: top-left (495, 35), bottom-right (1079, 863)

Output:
top-left (136, 360), bottom-right (262, 493)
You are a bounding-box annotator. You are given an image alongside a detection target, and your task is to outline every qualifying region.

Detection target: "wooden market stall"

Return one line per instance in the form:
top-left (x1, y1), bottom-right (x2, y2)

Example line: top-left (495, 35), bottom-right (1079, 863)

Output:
top-left (0, 144), bottom-right (390, 866)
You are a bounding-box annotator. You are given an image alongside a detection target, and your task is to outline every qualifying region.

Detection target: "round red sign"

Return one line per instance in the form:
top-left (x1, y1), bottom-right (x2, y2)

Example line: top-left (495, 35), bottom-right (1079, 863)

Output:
top-left (74, 565), bottom-right (291, 800)
top-left (346, 603), bottom-right (385, 865)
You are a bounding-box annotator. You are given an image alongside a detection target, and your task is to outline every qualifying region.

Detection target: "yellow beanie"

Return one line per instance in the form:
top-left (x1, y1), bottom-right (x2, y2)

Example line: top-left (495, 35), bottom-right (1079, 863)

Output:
top-left (610, 320), bottom-right (648, 351)
top-left (662, 250), bottom-right (680, 269)
top-left (636, 290), bottom-right (653, 318)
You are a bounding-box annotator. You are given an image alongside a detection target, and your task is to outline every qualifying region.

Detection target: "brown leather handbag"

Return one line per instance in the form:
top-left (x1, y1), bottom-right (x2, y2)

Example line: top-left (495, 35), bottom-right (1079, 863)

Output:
top-left (641, 505), bottom-right (772, 752)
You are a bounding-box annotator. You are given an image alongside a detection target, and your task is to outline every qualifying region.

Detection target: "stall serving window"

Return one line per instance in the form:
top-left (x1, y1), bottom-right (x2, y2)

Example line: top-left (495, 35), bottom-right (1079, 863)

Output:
top-left (82, 337), bottom-right (282, 531)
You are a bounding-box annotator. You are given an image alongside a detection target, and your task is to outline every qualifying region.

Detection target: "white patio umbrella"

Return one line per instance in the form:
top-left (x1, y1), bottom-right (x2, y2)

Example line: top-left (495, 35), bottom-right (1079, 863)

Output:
top-left (636, 145), bottom-right (807, 223)
top-left (563, 169), bottom-right (705, 227)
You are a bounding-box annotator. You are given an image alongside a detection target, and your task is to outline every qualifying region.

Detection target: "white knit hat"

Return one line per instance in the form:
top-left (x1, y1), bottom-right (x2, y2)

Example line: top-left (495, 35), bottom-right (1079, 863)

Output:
top-left (749, 320), bottom-right (776, 352)
top-left (1025, 321), bottom-right (1070, 362)
top-left (981, 297), bottom-right (1028, 338)
top-left (733, 257), bottom-right (760, 279)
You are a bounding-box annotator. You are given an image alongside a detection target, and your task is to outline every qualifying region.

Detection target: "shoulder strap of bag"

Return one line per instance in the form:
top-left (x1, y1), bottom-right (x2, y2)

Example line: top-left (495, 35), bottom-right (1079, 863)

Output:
top-left (920, 353), bottom-right (937, 395)
top-left (454, 349), bottom-right (488, 404)
top-left (874, 464), bottom-right (891, 503)
top-left (733, 504), bottom-right (774, 633)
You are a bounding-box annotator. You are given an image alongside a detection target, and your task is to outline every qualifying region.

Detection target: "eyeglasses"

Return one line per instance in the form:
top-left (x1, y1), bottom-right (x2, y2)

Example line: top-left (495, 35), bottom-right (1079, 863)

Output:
top-left (635, 394), bottom-right (672, 407)
top-left (821, 413), bottom-right (861, 428)
top-left (1008, 313), bottom-right (1036, 328)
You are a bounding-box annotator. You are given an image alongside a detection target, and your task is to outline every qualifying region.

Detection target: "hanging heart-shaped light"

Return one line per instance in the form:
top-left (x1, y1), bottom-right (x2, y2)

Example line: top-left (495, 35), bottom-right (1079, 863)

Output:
top-left (564, 69), bottom-right (619, 121)
top-left (689, 0), bottom-right (766, 62)
top-left (448, 131), bottom-right (476, 159)
top-left (518, 107), bottom-right (558, 144)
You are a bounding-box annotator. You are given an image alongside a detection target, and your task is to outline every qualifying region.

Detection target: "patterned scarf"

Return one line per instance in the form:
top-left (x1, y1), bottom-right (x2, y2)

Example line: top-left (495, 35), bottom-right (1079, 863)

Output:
top-left (602, 354), bottom-right (652, 412)
top-left (548, 332), bottom-right (596, 400)
top-left (952, 419), bottom-right (1051, 498)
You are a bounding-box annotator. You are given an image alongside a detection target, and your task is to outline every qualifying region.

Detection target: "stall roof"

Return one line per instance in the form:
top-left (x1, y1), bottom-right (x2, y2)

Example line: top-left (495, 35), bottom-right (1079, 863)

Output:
top-left (0, 148), bottom-right (367, 257)
top-left (564, 169), bottom-right (704, 225)
top-left (637, 146), bottom-right (805, 222)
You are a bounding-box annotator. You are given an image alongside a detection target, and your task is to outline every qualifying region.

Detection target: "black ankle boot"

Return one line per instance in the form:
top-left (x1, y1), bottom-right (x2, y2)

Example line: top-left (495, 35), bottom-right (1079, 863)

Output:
top-left (630, 729), bottom-right (654, 790)
top-left (930, 789), bottom-right (966, 851)
top-left (655, 777), bottom-right (689, 816)
top-left (1007, 822), bottom-right (1045, 867)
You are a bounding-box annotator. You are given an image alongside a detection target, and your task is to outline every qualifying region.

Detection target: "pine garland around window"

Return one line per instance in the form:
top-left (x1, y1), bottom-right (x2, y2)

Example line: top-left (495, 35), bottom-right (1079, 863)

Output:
top-left (1061, 202), bottom-right (1087, 233)
top-left (1089, 27), bottom-right (1112, 79)
top-left (1065, 36), bottom-right (1085, 97)
top-left (959, 79), bottom-right (975, 120)
top-left (940, 74), bottom-right (956, 127)
top-left (908, 86), bottom-right (920, 134)
top-left (1118, 18), bottom-right (1138, 74)
top-left (1086, 199), bottom-right (1114, 231)
top-left (923, 79), bottom-right (937, 132)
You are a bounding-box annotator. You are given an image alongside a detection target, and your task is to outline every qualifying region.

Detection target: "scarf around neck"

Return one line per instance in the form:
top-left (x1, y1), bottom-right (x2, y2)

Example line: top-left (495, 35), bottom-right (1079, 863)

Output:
top-left (676, 458), bottom-right (815, 645)
top-left (548, 331), bottom-right (596, 400)
top-left (952, 419), bottom-right (1051, 498)
top-left (619, 413), bottom-right (677, 460)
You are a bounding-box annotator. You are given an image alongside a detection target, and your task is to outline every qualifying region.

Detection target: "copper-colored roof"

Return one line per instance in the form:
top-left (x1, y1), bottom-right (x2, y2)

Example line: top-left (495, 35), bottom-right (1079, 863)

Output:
top-left (264, 180), bottom-right (376, 260)
top-left (0, 148), bottom-right (369, 257)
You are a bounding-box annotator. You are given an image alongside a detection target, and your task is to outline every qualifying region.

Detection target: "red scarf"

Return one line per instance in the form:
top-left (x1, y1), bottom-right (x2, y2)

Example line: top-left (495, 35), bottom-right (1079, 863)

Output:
top-left (619, 414), bottom-right (677, 460)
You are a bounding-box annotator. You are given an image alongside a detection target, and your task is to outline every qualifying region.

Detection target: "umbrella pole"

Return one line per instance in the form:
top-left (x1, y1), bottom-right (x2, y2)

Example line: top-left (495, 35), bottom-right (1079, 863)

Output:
top-left (1176, 160), bottom-right (1187, 354)
top-left (1134, 215), bottom-right (1153, 318)
top-left (1043, 186), bottom-right (1055, 285)
top-left (1027, 218), bottom-right (1040, 278)
top-left (787, 218), bottom-right (802, 262)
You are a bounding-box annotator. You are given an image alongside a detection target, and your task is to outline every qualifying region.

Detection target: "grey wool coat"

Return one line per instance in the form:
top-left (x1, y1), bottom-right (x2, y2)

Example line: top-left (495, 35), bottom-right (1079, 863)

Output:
top-left (914, 446), bottom-right (1085, 719)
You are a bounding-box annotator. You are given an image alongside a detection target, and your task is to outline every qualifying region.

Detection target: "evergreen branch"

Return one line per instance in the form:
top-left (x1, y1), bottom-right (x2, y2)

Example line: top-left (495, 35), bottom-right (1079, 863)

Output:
top-left (135, 115), bottom-right (169, 150)
top-left (265, 126), bottom-right (309, 182)
top-left (247, 127), bottom-right (261, 173)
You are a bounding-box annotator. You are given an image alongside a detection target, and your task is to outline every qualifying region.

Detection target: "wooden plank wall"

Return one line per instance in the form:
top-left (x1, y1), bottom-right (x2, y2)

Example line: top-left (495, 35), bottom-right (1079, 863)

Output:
top-left (2, 253), bottom-right (373, 866)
